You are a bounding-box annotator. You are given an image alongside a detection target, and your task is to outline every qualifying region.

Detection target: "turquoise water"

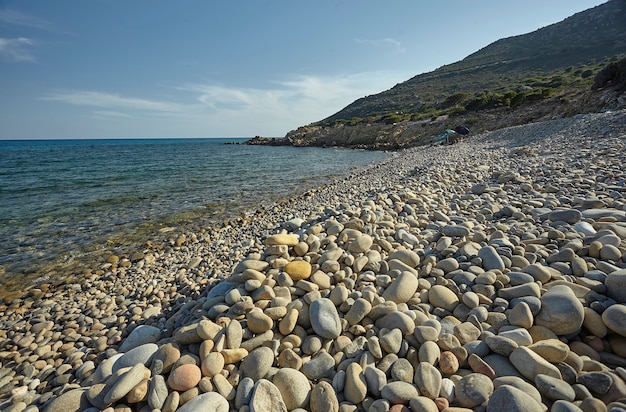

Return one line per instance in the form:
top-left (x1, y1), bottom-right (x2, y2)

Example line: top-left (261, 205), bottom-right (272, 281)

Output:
top-left (0, 138), bottom-right (387, 286)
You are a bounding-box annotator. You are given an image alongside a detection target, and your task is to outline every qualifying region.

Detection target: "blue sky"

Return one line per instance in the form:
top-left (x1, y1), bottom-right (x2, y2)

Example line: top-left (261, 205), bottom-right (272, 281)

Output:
top-left (0, 1), bottom-right (607, 139)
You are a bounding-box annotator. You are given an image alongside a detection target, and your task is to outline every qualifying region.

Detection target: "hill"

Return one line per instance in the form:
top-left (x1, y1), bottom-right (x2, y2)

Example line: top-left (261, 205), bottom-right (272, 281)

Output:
top-left (275, 0), bottom-right (626, 149)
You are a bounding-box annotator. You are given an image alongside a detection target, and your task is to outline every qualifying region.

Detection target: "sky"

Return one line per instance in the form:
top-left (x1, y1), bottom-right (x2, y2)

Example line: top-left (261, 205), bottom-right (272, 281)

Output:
top-left (0, 0), bottom-right (608, 139)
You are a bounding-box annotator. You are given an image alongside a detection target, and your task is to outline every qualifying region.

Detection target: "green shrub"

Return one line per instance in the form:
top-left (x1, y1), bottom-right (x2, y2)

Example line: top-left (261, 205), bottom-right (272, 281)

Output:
top-left (593, 57), bottom-right (626, 91)
top-left (441, 92), bottom-right (468, 108)
top-left (581, 69), bottom-right (594, 78)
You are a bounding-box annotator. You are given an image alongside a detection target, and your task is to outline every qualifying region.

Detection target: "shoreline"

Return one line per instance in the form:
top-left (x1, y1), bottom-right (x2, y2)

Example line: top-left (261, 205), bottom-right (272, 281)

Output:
top-left (0, 143), bottom-right (386, 300)
top-left (2, 110), bottom-right (626, 411)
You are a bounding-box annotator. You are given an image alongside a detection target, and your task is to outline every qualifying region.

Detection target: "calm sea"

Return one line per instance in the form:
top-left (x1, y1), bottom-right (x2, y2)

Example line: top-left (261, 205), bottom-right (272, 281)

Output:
top-left (0, 138), bottom-right (387, 289)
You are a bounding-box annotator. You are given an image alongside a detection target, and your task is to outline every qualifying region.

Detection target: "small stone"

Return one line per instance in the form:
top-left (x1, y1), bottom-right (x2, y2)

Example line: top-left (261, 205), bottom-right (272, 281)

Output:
top-left (413, 362), bottom-right (441, 399)
top-left (364, 365), bottom-right (388, 397)
top-left (310, 380), bottom-right (339, 412)
top-left (168, 363), bottom-right (201, 392)
top-left (249, 379), bottom-right (287, 412)
top-left (535, 374), bottom-right (575, 401)
top-left (201, 352), bottom-right (225, 378)
top-left (453, 322), bottom-right (481, 345)
top-left (105, 363), bottom-right (147, 404)
top-left (344, 363), bottom-right (367, 404)
top-left (119, 325), bottom-right (162, 352)
top-left (605, 269), bottom-right (626, 303)
top-left (550, 400), bottom-right (584, 412)
top-left (380, 328), bottom-right (403, 354)
top-left (428, 285), bottom-right (459, 312)
top-left (309, 298), bottom-right (342, 339)
top-left (455, 373), bottom-right (494, 408)
top-left (235, 377), bottom-right (255, 409)
top-left (344, 298), bottom-right (372, 325)
top-left (527, 339), bottom-right (569, 363)
top-left (273, 368), bottom-right (311, 410)
top-left (462, 291), bottom-right (480, 309)
top-left (468, 354), bottom-right (496, 379)
top-left (302, 351), bottom-right (335, 380)
top-left (442, 224), bottom-right (471, 237)
top-left (493, 376), bottom-right (543, 405)
top-left (113, 343), bottom-right (159, 373)
top-left (487, 385), bottom-right (544, 412)
top-left (602, 304), bottom-right (626, 337)
top-left (380, 381), bottom-right (420, 405)
top-left (152, 343), bottom-right (181, 374)
top-left (176, 391), bottom-right (230, 412)
top-left (43, 388), bottom-right (91, 412)
top-left (535, 285), bottom-right (584, 335)
top-left (509, 346), bottom-right (562, 381)
top-left (246, 308), bottom-right (274, 334)
top-left (548, 209), bottom-right (582, 224)
top-left (498, 283), bottom-right (541, 300)
top-left (284, 261), bottom-right (312, 281)
top-left (439, 351), bottom-right (460, 375)
top-left (382, 271), bottom-right (419, 304)
top-left (582, 307), bottom-right (608, 338)
top-left (390, 358), bottom-right (414, 383)
top-left (348, 234), bottom-right (373, 253)
top-left (409, 397), bottom-right (439, 412)
top-left (577, 372), bottom-right (613, 395)
top-left (479, 246), bottom-right (505, 271)
top-left (266, 234), bottom-right (299, 246)
top-left (509, 302), bottom-right (534, 329)
top-left (241, 346), bottom-right (274, 381)
top-left (126, 378), bottom-right (149, 403)
top-left (484, 335), bottom-right (519, 356)
top-left (148, 374), bottom-right (168, 410)
top-left (221, 348), bottom-right (248, 364)
top-left (389, 250), bottom-right (421, 268)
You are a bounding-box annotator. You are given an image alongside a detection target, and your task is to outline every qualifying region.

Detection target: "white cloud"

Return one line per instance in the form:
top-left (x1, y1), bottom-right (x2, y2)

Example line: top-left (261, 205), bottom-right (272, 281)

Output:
top-left (0, 8), bottom-right (67, 34)
top-left (41, 90), bottom-right (187, 113)
top-left (355, 37), bottom-right (406, 53)
top-left (183, 70), bottom-right (411, 116)
top-left (92, 110), bottom-right (133, 118)
top-left (0, 37), bottom-right (36, 62)
top-left (40, 70), bottom-right (413, 136)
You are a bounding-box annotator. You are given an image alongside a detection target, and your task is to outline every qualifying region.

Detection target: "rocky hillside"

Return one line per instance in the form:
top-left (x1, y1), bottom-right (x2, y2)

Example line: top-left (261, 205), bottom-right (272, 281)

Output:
top-left (260, 0), bottom-right (626, 150)
top-left (283, 74), bottom-right (626, 150)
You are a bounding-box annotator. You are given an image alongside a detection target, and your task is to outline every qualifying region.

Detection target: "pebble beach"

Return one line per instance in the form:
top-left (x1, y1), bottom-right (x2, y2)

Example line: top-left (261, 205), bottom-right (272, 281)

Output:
top-left (2, 109), bottom-right (626, 412)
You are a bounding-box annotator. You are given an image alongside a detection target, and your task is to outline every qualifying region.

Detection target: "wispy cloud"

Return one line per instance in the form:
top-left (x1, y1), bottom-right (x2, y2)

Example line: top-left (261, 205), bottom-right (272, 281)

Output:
top-left (40, 70), bottom-right (413, 136)
top-left (355, 37), bottom-right (406, 53)
top-left (183, 71), bottom-right (409, 114)
top-left (0, 37), bottom-right (36, 62)
top-left (41, 90), bottom-right (187, 114)
top-left (0, 8), bottom-right (66, 33)
top-left (92, 110), bottom-right (133, 118)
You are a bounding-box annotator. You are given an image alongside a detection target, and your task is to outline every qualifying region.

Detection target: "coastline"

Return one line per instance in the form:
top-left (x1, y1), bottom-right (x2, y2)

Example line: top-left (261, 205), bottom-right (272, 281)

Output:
top-left (1, 110), bottom-right (626, 411)
top-left (0, 141), bottom-right (386, 300)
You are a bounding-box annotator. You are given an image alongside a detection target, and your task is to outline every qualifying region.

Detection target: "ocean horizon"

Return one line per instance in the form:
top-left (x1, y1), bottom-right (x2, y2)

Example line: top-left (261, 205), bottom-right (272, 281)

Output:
top-left (0, 138), bottom-right (387, 291)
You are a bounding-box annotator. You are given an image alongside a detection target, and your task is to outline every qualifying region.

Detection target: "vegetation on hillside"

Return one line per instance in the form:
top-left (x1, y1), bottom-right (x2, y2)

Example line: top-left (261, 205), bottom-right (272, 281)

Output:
top-left (314, 0), bottom-right (626, 129)
top-left (321, 58), bottom-right (621, 128)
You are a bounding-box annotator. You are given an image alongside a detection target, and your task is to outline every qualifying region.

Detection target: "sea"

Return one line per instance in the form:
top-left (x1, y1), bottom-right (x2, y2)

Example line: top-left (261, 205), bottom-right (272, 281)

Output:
top-left (0, 138), bottom-right (387, 292)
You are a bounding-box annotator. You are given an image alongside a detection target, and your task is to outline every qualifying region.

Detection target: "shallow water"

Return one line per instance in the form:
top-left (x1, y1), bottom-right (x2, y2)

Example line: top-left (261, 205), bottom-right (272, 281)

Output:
top-left (0, 138), bottom-right (387, 288)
